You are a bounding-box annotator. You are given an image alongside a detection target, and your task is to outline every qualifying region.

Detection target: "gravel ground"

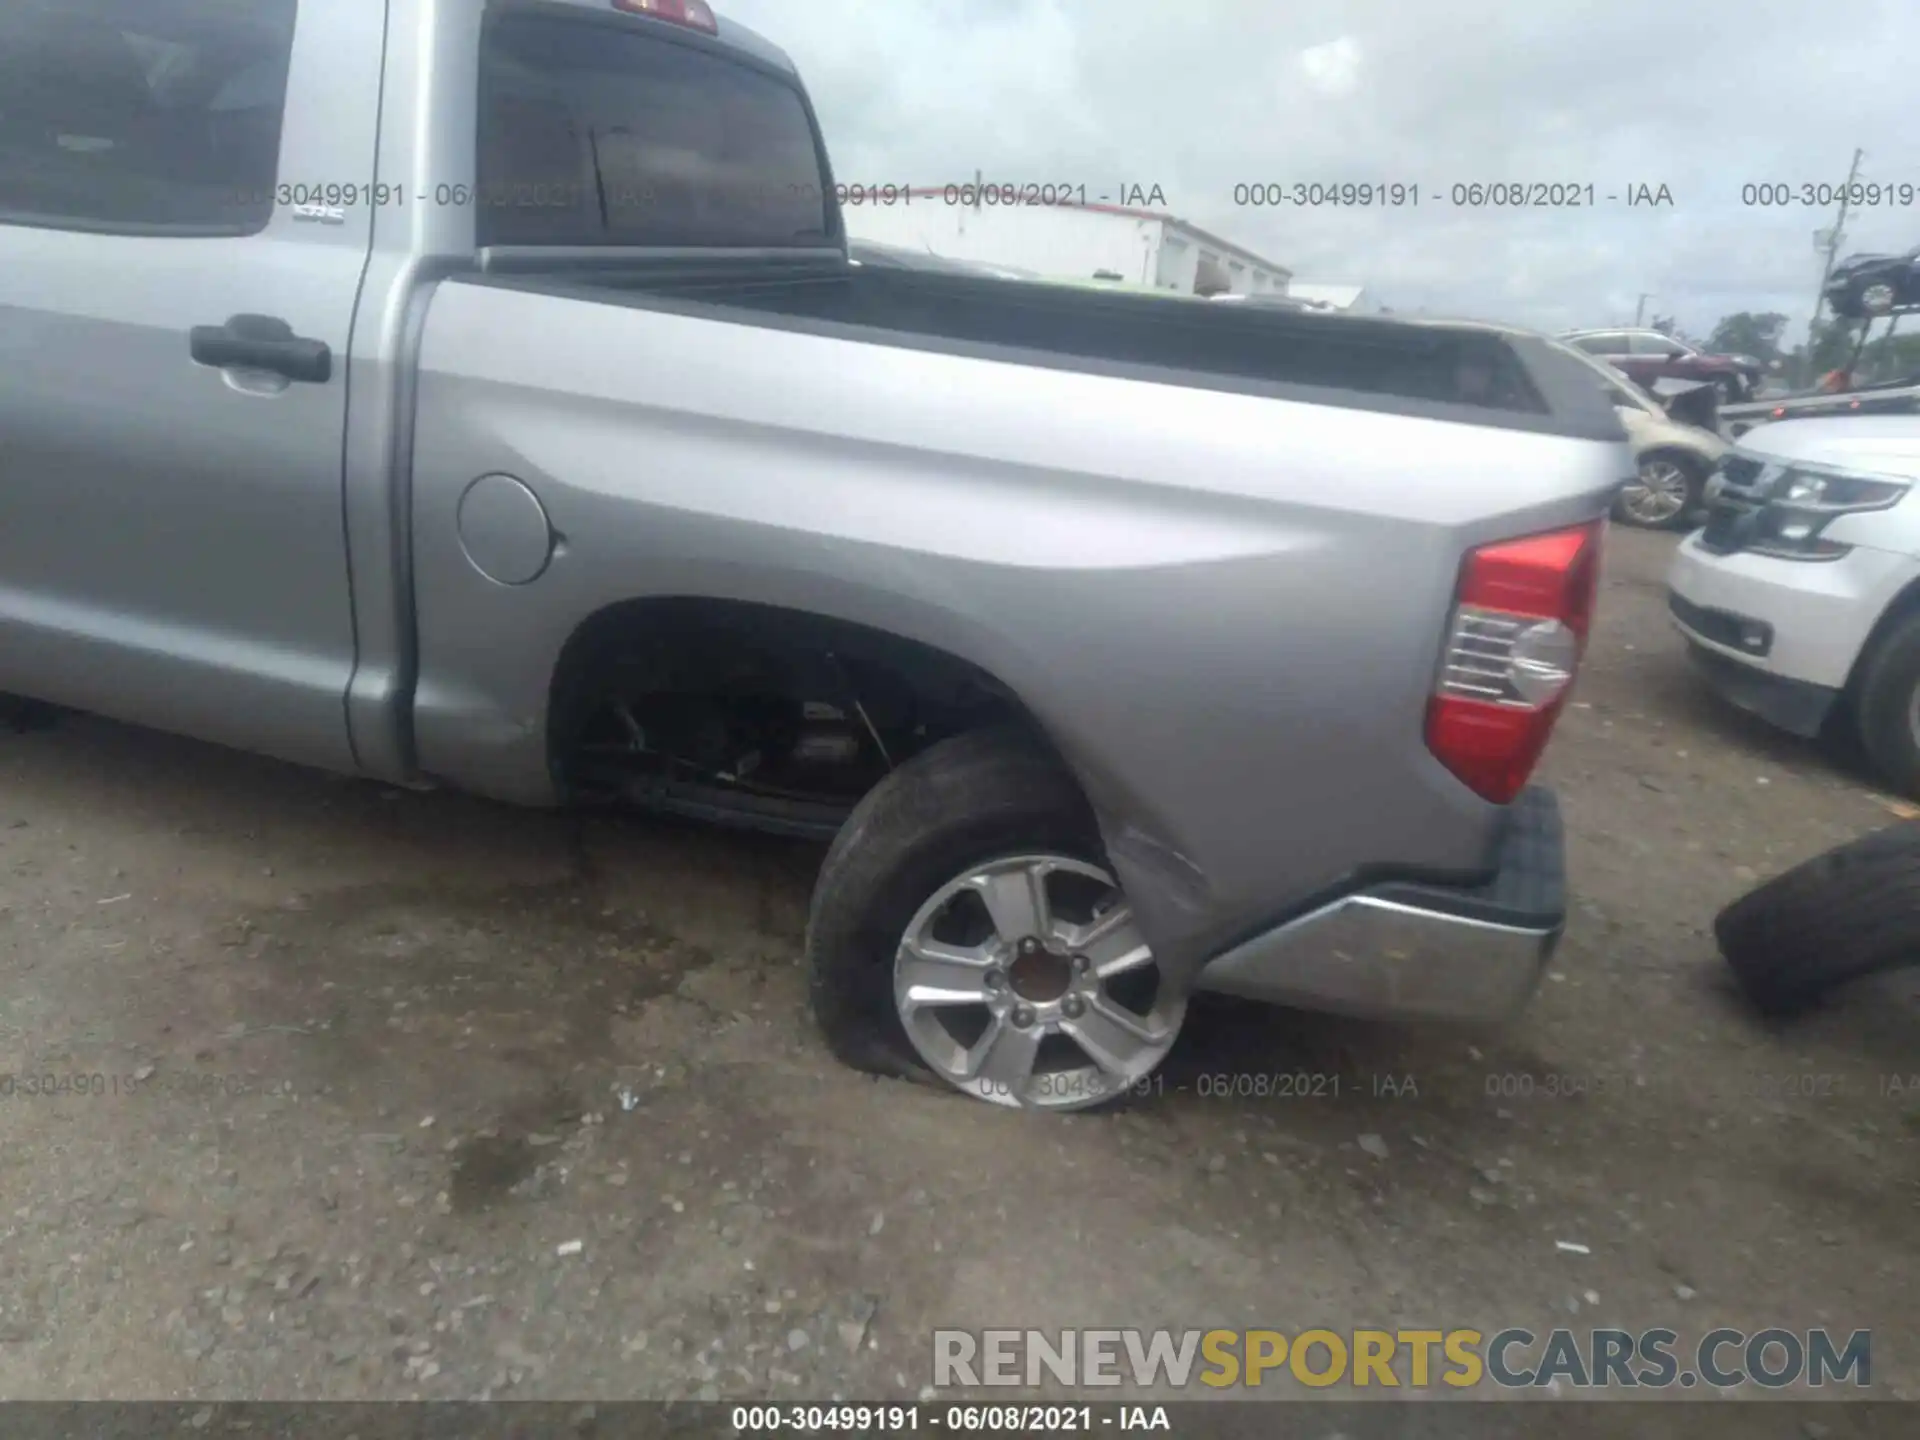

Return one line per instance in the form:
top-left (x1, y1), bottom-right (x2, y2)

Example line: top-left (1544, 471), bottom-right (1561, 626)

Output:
top-left (0, 526), bottom-right (1914, 1407)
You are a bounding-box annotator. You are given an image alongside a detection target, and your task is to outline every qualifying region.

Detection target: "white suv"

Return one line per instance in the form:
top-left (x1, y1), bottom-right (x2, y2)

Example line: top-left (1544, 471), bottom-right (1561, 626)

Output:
top-left (1667, 416), bottom-right (1920, 794)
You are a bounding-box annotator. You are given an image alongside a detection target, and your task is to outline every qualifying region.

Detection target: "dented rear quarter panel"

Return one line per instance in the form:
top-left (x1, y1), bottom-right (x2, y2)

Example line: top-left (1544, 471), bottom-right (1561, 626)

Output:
top-left (408, 280), bottom-right (1626, 982)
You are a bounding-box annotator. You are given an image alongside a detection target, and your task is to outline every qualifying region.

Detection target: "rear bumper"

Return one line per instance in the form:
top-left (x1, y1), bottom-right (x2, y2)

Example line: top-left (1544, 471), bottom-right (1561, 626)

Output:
top-left (1194, 787), bottom-right (1564, 1022)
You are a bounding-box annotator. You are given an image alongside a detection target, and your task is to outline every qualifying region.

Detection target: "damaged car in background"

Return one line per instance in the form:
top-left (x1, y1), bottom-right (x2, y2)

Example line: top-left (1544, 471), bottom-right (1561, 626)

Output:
top-left (1562, 327), bottom-right (1767, 404)
top-left (1552, 340), bottom-right (1728, 528)
top-left (1824, 243), bottom-right (1920, 321)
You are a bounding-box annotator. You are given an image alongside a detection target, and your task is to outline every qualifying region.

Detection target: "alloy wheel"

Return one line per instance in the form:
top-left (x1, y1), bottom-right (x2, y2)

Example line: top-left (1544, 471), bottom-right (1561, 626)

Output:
top-left (1619, 459), bottom-right (1691, 527)
top-left (893, 854), bottom-right (1182, 1111)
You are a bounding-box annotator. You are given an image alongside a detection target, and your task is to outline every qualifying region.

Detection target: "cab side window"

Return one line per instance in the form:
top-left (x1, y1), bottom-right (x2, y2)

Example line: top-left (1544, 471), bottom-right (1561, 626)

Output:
top-left (0, 0), bottom-right (298, 235)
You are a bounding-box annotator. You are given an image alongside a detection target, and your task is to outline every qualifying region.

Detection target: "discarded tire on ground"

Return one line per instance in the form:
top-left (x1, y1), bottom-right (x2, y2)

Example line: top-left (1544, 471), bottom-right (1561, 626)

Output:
top-left (1714, 820), bottom-right (1920, 1017)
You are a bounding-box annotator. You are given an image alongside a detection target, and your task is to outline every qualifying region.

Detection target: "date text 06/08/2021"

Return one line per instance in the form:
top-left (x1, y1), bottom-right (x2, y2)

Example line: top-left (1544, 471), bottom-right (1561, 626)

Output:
top-left (1482, 1069), bottom-right (1920, 1102)
top-left (0, 1071), bottom-right (291, 1100)
top-left (731, 1403), bottom-right (1171, 1433)
top-left (1229, 182), bottom-right (1675, 208)
top-left (970, 1070), bottom-right (1416, 1104)
top-left (833, 183), bottom-right (1170, 208)
top-left (980, 1067), bottom-right (1920, 1106)
top-left (230, 180), bottom-right (1176, 212)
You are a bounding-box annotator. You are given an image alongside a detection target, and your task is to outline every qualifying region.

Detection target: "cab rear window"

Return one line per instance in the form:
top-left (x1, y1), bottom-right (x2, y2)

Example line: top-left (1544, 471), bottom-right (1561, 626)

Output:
top-left (477, 10), bottom-right (832, 249)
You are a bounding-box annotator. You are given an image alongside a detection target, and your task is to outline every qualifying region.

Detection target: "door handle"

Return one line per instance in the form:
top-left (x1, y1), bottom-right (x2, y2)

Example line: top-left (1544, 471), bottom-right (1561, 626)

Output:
top-left (189, 314), bottom-right (332, 384)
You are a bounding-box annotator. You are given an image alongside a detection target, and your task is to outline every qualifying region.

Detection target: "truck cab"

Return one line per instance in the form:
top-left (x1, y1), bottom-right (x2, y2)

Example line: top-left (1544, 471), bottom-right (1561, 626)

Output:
top-left (0, 0), bottom-right (836, 780)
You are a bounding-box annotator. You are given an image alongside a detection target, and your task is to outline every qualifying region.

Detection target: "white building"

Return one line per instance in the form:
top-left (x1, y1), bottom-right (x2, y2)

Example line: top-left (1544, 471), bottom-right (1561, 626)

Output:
top-left (843, 188), bottom-right (1291, 297)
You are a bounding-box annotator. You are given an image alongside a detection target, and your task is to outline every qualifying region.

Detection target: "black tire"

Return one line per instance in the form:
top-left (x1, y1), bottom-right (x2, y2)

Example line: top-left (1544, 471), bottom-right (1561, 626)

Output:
top-left (0, 694), bottom-right (62, 733)
top-left (1714, 375), bottom-right (1744, 405)
top-left (1715, 820), bottom-right (1920, 1017)
top-left (1826, 283), bottom-right (1867, 322)
top-left (806, 727), bottom-right (1107, 1084)
top-left (1853, 609), bottom-right (1920, 799)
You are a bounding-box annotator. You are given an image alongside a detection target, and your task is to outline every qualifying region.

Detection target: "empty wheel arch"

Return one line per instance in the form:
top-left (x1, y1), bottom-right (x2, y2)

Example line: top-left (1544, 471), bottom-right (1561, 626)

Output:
top-left (543, 595), bottom-right (1073, 839)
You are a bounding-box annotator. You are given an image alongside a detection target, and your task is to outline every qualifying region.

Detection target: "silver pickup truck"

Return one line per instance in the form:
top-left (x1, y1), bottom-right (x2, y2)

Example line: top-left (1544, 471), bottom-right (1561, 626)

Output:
top-left (0, 0), bottom-right (1628, 1111)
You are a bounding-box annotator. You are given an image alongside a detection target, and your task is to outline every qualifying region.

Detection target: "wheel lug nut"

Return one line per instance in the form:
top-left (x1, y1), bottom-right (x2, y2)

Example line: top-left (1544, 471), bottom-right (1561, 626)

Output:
top-left (1070, 954), bottom-right (1090, 974)
top-left (1019, 937), bottom-right (1040, 955)
top-left (984, 970), bottom-right (1006, 991)
top-left (1012, 1006), bottom-right (1035, 1029)
top-left (1061, 996), bottom-right (1084, 1019)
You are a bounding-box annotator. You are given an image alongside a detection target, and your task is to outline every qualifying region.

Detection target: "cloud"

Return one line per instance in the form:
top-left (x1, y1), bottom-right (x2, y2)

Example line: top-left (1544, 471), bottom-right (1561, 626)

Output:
top-left (721, 0), bottom-right (1920, 340)
top-left (1297, 37), bottom-right (1362, 98)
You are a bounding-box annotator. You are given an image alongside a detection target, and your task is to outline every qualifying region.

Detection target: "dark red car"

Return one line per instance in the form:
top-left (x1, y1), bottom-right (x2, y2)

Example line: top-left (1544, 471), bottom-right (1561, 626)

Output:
top-left (1559, 328), bottom-right (1766, 403)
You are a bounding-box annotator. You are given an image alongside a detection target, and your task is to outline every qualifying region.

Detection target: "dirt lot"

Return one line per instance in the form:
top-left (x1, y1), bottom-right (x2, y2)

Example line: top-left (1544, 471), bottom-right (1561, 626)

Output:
top-left (0, 525), bottom-right (1915, 1407)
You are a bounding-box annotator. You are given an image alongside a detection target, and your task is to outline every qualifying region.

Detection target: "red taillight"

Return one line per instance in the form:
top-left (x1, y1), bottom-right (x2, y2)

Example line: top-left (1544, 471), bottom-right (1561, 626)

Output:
top-left (1425, 520), bottom-right (1603, 804)
top-left (612, 0), bottom-right (719, 32)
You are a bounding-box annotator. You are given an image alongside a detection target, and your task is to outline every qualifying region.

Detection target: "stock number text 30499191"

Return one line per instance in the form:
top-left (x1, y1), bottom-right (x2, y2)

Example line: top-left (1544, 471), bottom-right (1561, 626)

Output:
top-left (1233, 182), bottom-right (1420, 207)
top-left (234, 182), bottom-right (675, 211)
top-left (731, 1404), bottom-right (1105, 1433)
top-left (1233, 182), bottom-right (1611, 208)
top-left (1741, 181), bottom-right (1919, 208)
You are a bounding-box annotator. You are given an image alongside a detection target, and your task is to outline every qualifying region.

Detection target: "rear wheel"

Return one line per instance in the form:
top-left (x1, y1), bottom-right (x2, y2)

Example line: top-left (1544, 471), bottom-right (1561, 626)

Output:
top-left (1854, 610), bottom-right (1920, 799)
top-left (1614, 453), bottom-right (1703, 529)
top-left (807, 729), bottom-right (1183, 1111)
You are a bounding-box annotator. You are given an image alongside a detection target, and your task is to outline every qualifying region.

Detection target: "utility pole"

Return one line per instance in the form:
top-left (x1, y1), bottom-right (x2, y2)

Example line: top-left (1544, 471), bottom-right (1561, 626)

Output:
top-left (1811, 147), bottom-right (1865, 336)
top-left (1634, 293), bottom-right (1654, 327)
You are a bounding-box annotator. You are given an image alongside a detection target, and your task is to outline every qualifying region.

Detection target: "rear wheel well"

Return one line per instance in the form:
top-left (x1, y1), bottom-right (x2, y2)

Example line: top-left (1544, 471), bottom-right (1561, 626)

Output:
top-left (545, 597), bottom-right (1061, 837)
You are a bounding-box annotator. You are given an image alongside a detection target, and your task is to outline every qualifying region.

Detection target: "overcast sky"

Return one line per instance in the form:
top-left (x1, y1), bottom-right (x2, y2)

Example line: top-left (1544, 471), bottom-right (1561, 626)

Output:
top-left (723, 0), bottom-right (1919, 344)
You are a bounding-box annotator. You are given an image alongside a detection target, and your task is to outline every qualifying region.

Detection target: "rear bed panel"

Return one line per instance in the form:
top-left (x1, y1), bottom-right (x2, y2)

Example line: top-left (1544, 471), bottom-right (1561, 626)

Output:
top-left (407, 278), bottom-right (1627, 981)
top-left (469, 266), bottom-right (1627, 444)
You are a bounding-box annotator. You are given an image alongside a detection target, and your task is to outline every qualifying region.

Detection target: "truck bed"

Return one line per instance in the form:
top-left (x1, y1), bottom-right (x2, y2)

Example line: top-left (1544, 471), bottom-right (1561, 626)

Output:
top-left (469, 261), bottom-right (1618, 439)
top-left (408, 263), bottom-right (1628, 985)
